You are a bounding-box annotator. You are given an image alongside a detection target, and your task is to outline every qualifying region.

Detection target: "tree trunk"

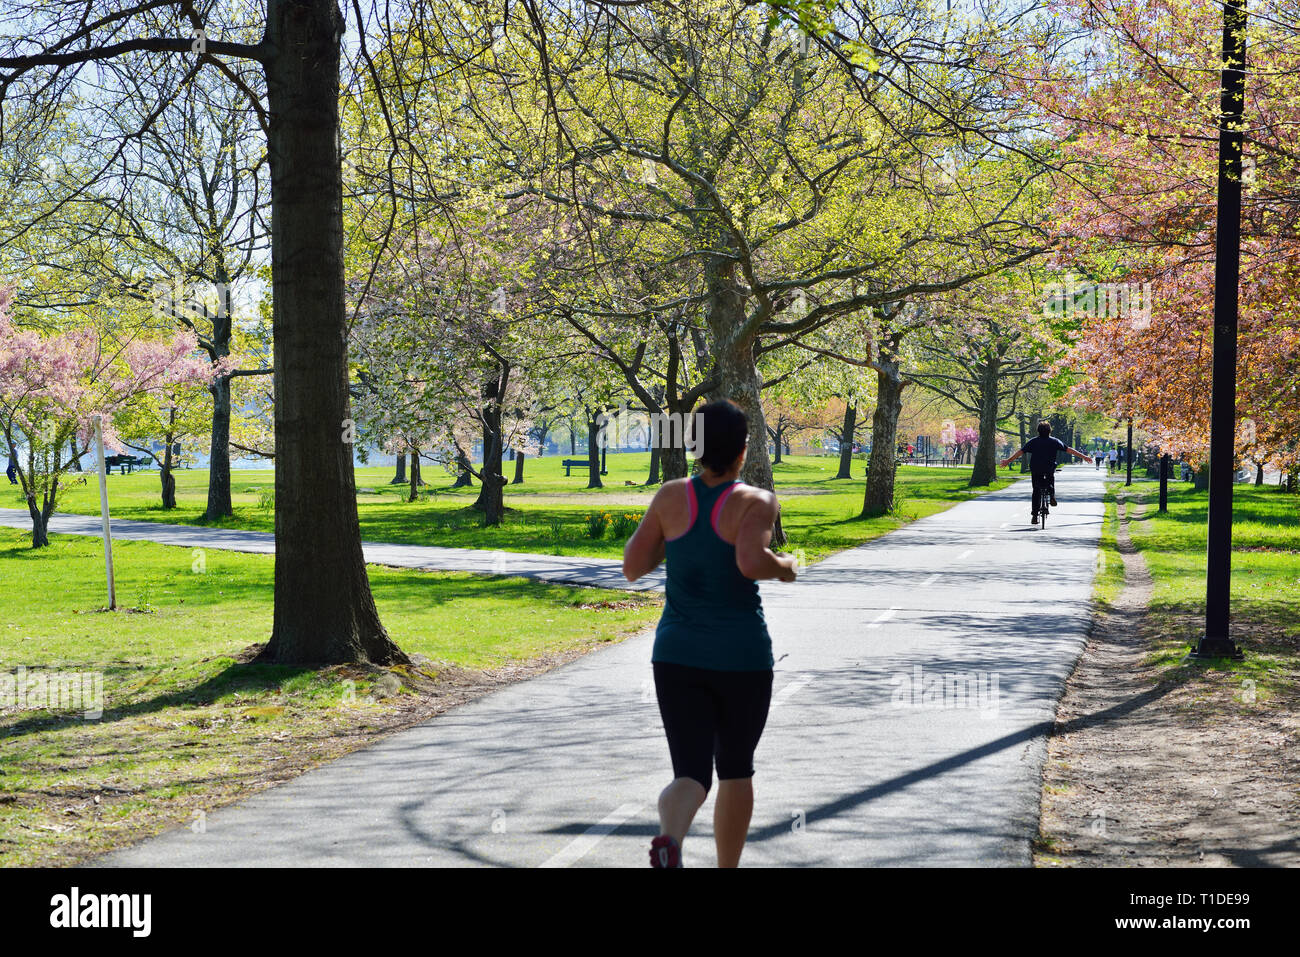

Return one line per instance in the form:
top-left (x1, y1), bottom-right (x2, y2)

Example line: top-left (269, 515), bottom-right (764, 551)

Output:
top-left (160, 428), bottom-right (177, 509)
top-left (452, 448), bottom-right (473, 488)
top-left (835, 403), bottom-right (857, 479)
top-left (661, 442), bottom-right (688, 482)
top-left (257, 0), bottom-right (405, 666)
top-left (204, 374), bottom-right (234, 519)
top-left (408, 449), bottom-right (421, 502)
top-left (1255, 462), bottom-right (1263, 485)
top-left (512, 448), bottom-right (525, 484)
top-left (1017, 414), bottom-right (1028, 474)
top-left (569, 425), bottom-right (576, 455)
top-left (391, 451), bottom-right (406, 484)
top-left (862, 338), bottom-right (906, 516)
top-left (656, 398), bottom-right (691, 482)
top-left (27, 494), bottom-right (52, 548)
top-left (771, 423), bottom-right (784, 465)
top-left (473, 372), bottom-right (507, 522)
top-left (969, 361), bottom-right (1000, 487)
top-left (68, 438), bottom-right (82, 472)
top-left (647, 441), bottom-right (661, 484)
top-left (585, 409), bottom-right (604, 489)
top-left (703, 279), bottom-right (783, 543)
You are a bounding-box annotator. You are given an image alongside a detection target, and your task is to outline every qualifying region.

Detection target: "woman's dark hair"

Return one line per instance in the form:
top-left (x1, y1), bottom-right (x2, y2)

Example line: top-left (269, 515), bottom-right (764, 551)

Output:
top-left (692, 400), bottom-right (749, 473)
top-left (1037, 420), bottom-right (1052, 437)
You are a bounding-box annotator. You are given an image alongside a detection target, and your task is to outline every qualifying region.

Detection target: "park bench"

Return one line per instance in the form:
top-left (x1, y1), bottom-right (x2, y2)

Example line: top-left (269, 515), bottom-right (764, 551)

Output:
top-left (562, 458), bottom-right (591, 477)
top-left (104, 454), bottom-right (151, 475)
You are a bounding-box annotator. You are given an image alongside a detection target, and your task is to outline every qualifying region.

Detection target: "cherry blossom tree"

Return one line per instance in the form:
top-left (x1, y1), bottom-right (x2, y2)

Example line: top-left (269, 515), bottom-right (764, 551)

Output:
top-left (0, 287), bottom-right (215, 546)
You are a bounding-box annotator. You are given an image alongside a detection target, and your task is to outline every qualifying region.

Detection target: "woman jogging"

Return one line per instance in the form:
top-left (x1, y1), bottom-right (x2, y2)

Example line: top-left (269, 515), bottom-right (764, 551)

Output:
top-left (622, 399), bottom-right (798, 868)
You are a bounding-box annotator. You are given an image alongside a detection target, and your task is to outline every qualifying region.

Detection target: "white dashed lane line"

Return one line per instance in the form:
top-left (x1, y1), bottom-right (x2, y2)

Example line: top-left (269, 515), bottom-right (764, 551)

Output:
top-left (867, 607), bottom-right (899, 629)
top-left (538, 802), bottom-right (645, 868)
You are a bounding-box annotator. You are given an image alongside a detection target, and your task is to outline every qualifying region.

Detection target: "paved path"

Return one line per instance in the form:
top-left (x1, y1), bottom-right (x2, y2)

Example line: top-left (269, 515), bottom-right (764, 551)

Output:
top-left (0, 507), bottom-right (661, 592)
top-left (88, 466), bottom-right (1104, 867)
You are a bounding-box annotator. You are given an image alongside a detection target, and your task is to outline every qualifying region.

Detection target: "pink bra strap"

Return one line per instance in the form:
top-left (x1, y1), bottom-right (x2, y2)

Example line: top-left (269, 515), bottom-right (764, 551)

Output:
top-left (666, 479), bottom-right (698, 542)
top-left (711, 481), bottom-right (739, 534)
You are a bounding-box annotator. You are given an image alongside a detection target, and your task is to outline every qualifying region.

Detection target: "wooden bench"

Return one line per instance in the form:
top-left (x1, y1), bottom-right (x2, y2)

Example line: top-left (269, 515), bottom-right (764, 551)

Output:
top-left (104, 454), bottom-right (152, 474)
top-left (562, 458), bottom-right (591, 477)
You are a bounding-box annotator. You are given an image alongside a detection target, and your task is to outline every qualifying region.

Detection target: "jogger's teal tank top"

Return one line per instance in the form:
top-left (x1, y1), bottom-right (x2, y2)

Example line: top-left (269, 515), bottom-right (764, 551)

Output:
top-left (651, 476), bottom-right (774, 671)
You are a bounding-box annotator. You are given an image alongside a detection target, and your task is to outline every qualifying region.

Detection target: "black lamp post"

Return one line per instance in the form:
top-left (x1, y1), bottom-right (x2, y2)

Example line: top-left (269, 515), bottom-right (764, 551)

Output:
top-left (1125, 417), bottom-right (1134, 486)
top-left (1192, 0), bottom-right (1248, 661)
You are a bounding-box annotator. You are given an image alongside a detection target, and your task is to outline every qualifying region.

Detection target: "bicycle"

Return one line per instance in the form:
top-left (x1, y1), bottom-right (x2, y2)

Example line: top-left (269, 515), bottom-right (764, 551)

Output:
top-left (1030, 468), bottom-right (1058, 527)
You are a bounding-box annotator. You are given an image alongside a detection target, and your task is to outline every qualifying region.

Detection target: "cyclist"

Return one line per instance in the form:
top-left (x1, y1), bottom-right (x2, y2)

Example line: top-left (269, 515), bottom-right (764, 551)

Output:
top-left (1000, 421), bottom-right (1093, 523)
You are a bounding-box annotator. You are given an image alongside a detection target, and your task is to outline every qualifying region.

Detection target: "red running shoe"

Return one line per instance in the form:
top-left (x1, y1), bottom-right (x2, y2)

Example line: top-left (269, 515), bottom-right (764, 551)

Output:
top-left (650, 834), bottom-right (682, 868)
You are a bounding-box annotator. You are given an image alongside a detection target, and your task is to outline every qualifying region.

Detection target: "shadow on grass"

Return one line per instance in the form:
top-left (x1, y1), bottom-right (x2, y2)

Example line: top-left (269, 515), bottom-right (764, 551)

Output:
top-left (0, 658), bottom-right (327, 742)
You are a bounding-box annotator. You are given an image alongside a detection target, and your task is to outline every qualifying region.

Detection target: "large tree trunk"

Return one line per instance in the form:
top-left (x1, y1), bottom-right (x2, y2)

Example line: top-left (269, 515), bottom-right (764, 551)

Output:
top-left (862, 344), bottom-right (905, 517)
top-left (658, 398), bottom-right (691, 482)
top-left (703, 273), bottom-right (783, 543)
top-left (970, 360), bottom-right (1000, 487)
top-left (647, 441), bottom-right (661, 484)
top-left (771, 422), bottom-right (784, 465)
top-left (391, 451), bottom-right (406, 484)
top-left (257, 0), bottom-right (405, 666)
top-left (835, 403), bottom-right (857, 479)
top-left (512, 447), bottom-right (525, 484)
top-left (569, 425), bottom-right (576, 455)
top-left (661, 442), bottom-right (688, 482)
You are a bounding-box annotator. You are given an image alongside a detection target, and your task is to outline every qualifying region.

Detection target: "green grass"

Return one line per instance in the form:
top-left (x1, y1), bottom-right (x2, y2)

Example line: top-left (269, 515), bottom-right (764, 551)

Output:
top-left (0, 530), bottom-right (659, 669)
top-left (1121, 478), bottom-right (1299, 694)
top-left (8, 453), bottom-right (1021, 563)
top-left (1092, 482), bottom-right (1127, 608)
top-left (0, 528), bottom-right (660, 865)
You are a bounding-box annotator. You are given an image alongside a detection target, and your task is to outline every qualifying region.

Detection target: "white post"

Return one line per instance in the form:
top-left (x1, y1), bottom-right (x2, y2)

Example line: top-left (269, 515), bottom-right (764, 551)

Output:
top-left (93, 415), bottom-right (116, 610)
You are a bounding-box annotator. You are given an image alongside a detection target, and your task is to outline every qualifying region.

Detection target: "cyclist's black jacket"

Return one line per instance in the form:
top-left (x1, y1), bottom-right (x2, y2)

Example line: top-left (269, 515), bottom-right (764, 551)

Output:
top-left (1021, 435), bottom-right (1066, 473)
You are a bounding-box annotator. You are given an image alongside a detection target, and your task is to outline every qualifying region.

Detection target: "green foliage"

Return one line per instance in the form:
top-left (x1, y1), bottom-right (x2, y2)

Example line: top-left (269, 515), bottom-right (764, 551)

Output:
top-left (610, 512), bottom-right (640, 538)
top-left (585, 511), bottom-right (611, 539)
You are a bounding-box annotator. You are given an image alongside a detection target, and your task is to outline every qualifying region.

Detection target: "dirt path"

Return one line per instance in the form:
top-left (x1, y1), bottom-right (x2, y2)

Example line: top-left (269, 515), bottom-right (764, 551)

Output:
top-left (1035, 492), bottom-right (1300, 866)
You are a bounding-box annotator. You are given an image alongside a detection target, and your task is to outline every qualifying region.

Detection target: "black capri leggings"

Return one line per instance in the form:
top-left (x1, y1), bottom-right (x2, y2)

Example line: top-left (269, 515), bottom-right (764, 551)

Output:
top-left (652, 661), bottom-right (773, 793)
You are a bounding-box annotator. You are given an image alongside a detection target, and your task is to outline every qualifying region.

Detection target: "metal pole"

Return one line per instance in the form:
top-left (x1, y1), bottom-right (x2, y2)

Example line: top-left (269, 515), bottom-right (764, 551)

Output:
top-left (93, 415), bottom-right (116, 610)
top-left (1125, 419), bottom-right (1134, 486)
top-left (1159, 453), bottom-right (1170, 513)
top-left (1194, 0), bottom-right (1247, 660)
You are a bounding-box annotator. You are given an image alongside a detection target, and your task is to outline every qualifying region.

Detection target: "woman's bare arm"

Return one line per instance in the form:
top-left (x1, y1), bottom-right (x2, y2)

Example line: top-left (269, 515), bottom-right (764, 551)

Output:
top-left (733, 491), bottom-right (797, 582)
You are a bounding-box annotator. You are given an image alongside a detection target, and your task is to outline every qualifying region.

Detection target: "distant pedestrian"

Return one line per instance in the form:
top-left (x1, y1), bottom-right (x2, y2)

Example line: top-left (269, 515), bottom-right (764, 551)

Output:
top-left (1107, 448), bottom-right (1118, 473)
